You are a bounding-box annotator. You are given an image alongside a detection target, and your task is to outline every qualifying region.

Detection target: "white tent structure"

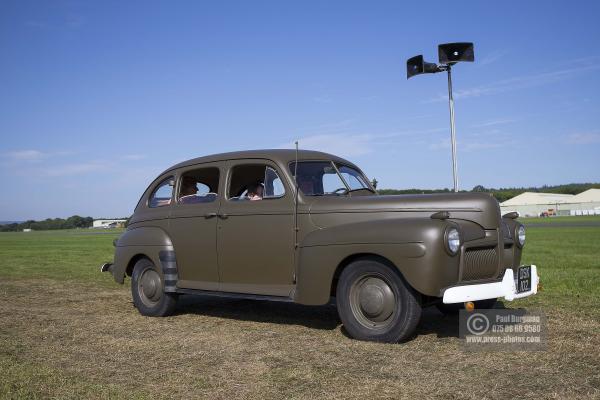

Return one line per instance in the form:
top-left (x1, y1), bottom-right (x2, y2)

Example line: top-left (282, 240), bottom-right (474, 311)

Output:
top-left (563, 189), bottom-right (600, 215)
top-left (570, 188), bottom-right (600, 203)
top-left (500, 189), bottom-right (600, 217)
top-left (499, 192), bottom-right (574, 217)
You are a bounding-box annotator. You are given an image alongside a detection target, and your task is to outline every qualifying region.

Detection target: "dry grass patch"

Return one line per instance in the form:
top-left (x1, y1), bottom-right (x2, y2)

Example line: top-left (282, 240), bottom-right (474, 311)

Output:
top-left (1, 278), bottom-right (599, 399)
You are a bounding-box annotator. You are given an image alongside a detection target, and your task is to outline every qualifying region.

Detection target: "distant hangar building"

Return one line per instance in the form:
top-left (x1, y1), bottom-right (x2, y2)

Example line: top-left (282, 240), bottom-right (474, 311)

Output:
top-left (499, 189), bottom-right (600, 217)
top-left (565, 189), bottom-right (600, 215)
top-left (93, 219), bottom-right (127, 229)
top-left (500, 192), bottom-right (574, 217)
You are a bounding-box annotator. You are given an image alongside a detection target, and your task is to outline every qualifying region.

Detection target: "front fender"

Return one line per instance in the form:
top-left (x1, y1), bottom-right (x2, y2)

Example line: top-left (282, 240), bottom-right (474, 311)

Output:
top-left (294, 218), bottom-right (459, 305)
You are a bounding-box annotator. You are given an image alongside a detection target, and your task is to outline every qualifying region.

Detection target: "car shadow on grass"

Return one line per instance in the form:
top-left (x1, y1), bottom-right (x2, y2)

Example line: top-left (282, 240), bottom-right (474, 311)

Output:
top-left (173, 294), bottom-right (341, 331)
top-left (171, 296), bottom-right (512, 340)
top-left (416, 307), bottom-right (460, 338)
top-left (335, 306), bottom-right (464, 341)
top-left (417, 301), bottom-right (510, 339)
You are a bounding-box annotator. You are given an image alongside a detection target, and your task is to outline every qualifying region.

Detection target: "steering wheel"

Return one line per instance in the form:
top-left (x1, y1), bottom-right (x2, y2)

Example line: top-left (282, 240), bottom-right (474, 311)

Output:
top-left (332, 187), bottom-right (348, 194)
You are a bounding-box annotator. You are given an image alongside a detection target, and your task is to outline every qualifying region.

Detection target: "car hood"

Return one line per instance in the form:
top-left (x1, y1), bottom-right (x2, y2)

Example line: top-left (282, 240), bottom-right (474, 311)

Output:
top-left (307, 192), bottom-right (501, 229)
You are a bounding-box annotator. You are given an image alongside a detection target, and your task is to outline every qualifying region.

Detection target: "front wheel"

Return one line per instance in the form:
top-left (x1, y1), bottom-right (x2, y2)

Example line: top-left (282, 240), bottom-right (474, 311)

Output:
top-left (131, 258), bottom-right (178, 317)
top-left (336, 259), bottom-right (422, 343)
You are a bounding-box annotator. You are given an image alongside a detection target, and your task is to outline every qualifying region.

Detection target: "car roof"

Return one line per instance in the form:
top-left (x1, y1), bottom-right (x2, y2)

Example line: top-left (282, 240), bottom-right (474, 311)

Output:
top-left (161, 149), bottom-right (357, 175)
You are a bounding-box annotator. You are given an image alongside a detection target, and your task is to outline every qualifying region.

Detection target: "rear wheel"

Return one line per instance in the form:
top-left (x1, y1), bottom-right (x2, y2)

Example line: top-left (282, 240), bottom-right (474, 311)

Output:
top-left (336, 259), bottom-right (421, 343)
top-left (131, 258), bottom-right (177, 317)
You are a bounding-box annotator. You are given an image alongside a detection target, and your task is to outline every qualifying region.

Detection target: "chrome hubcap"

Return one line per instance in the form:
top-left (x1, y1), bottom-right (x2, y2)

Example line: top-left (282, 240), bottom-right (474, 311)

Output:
top-left (138, 269), bottom-right (162, 306)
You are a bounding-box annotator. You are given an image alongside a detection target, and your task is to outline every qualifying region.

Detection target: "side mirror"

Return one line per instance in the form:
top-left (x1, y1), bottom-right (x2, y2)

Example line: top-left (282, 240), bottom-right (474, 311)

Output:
top-left (438, 42), bottom-right (474, 64)
top-left (407, 55), bottom-right (442, 79)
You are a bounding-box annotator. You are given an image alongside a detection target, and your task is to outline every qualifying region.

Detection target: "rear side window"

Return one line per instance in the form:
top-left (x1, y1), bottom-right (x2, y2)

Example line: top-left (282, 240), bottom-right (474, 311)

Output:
top-left (178, 167), bottom-right (220, 205)
top-left (228, 164), bottom-right (286, 200)
top-left (149, 177), bottom-right (174, 208)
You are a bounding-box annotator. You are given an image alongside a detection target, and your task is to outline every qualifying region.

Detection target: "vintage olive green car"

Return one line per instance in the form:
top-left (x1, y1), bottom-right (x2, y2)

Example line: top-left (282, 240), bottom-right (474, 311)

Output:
top-left (101, 150), bottom-right (539, 342)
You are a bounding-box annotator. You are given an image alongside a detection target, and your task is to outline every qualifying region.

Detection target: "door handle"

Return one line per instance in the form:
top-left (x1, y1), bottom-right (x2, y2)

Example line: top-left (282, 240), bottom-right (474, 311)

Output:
top-left (204, 212), bottom-right (217, 219)
top-left (218, 213), bottom-right (229, 219)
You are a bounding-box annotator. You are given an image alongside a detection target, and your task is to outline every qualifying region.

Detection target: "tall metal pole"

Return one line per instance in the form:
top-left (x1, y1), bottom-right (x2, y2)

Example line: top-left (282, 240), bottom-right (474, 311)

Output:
top-left (446, 65), bottom-right (459, 192)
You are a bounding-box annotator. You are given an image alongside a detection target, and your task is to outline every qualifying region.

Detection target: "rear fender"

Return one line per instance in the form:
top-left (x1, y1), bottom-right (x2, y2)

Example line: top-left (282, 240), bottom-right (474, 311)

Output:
top-left (111, 227), bottom-right (175, 286)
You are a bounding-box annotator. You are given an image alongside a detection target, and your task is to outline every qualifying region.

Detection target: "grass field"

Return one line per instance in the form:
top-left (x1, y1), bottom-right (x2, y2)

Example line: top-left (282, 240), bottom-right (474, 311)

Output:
top-left (520, 215), bottom-right (600, 226)
top-left (1, 219), bottom-right (599, 399)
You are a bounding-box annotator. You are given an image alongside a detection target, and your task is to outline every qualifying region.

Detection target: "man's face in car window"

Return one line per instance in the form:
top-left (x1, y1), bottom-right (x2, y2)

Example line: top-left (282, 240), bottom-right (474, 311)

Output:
top-left (181, 178), bottom-right (198, 196)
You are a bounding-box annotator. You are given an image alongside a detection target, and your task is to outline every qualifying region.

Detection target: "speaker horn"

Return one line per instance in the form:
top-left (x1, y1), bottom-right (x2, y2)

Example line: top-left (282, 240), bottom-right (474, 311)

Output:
top-left (438, 42), bottom-right (474, 64)
top-left (407, 55), bottom-right (442, 79)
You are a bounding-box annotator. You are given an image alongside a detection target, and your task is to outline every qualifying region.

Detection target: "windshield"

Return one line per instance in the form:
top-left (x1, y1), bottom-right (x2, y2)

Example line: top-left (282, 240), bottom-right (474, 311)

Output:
top-left (336, 163), bottom-right (371, 191)
top-left (289, 161), bottom-right (372, 196)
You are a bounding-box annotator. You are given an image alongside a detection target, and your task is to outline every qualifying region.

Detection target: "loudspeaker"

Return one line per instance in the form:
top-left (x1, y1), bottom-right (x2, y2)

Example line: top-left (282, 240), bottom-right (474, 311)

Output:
top-left (407, 55), bottom-right (441, 79)
top-left (438, 42), bottom-right (474, 64)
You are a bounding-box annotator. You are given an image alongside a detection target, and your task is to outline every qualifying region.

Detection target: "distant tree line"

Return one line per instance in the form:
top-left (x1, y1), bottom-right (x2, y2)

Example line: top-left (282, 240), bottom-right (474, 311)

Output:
top-left (2, 182), bottom-right (599, 232)
top-left (0, 215), bottom-right (94, 232)
top-left (378, 182), bottom-right (600, 203)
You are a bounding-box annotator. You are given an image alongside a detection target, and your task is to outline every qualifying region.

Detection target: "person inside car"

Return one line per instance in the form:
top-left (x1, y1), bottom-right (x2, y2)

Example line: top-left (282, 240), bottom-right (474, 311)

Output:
top-left (245, 183), bottom-right (263, 201)
top-left (179, 176), bottom-right (202, 204)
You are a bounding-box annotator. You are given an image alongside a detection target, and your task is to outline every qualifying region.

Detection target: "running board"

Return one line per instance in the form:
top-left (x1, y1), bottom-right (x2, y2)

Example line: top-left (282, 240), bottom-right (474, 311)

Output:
top-left (176, 288), bottom-right (294, 303)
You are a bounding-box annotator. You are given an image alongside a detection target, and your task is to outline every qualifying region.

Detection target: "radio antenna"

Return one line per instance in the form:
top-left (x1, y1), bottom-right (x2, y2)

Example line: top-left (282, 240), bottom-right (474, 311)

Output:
top-left (293, 141), bottom-right (300, 283)
top-left (293, 141), bottom-right (299, 248)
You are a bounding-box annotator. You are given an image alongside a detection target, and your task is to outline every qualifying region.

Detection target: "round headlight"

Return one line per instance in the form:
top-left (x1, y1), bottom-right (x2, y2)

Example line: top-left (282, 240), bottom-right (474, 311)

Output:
top-left (517, 225), bottom-right (526, 247)
top-left (446, 227), bottom-right (460, 255)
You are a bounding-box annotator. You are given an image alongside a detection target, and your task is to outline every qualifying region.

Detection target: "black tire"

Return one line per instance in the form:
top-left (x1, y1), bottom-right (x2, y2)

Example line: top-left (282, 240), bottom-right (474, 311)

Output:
top-left (131, 258), bottom-right (178, 317)
top-left (436, 298), bottom-right (498, 315)
top-left (336, 258), bottom-right (422, 343)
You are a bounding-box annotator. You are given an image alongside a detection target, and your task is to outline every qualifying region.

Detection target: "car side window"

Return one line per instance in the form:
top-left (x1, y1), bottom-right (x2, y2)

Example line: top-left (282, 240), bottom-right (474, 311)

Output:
top-left (264, 167), bottom-right (285, 198)
top-left (149, 177), bottom-right (174, 208)
top-left (228, 164), bottom-right (285, 201)
top-left (178, 167), bottom-right (220, 205)
top-left (322, 171), bottom-right (345, 193)
top-left (336, 164), bottom-right (370, 190)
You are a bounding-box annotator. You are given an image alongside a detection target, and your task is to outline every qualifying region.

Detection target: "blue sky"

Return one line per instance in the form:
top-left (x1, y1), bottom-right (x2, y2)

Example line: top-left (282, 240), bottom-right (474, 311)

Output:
top-left (1, 1), bottom-right (600, 220)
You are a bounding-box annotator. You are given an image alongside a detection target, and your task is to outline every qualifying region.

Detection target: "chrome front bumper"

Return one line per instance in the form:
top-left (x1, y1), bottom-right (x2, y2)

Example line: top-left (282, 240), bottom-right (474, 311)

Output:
top-left (442, 265), bottom-right (539, 304)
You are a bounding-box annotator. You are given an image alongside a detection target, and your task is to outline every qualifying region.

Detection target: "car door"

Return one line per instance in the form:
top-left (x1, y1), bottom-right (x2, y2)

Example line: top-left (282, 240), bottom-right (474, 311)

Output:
top-left (168, 163), bottom-right (222, 290)
top-left (216, 159), bottom-right (295, 296)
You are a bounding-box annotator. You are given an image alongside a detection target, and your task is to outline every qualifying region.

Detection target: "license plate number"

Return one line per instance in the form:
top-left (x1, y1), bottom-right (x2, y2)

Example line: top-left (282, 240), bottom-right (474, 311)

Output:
top-left (516, 265), bottom-right (532, 293)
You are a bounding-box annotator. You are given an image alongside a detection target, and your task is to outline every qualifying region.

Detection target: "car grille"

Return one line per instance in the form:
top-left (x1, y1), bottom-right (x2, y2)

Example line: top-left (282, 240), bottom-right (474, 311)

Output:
top-left (461, 247), bottom-right (499, 281)
top-left (501, 221), bottom-right (512, 240)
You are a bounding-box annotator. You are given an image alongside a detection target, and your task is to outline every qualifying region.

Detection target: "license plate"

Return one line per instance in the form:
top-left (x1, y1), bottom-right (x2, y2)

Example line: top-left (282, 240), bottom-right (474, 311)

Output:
top-left (516, 265), bottom-right (532, 293)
